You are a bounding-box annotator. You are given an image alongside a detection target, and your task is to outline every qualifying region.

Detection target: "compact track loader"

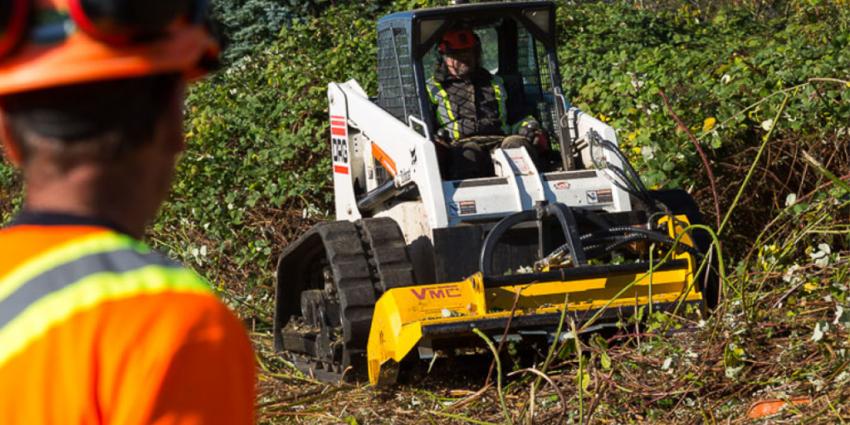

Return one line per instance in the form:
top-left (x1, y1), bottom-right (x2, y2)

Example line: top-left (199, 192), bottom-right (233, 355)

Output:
top-left (273, 1), bottom-right (719, 386)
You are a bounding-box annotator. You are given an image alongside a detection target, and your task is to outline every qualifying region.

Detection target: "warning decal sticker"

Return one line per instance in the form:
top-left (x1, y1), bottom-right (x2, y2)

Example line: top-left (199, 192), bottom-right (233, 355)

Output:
top-left (458, 200), bottom-right (477, 215)
top-left (586, 189), bottom-right (614, 204)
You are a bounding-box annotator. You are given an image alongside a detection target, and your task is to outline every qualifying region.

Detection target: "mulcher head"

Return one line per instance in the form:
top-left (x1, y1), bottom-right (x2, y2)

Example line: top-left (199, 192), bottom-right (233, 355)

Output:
top-left (367, 211), bottom-right (704, 386)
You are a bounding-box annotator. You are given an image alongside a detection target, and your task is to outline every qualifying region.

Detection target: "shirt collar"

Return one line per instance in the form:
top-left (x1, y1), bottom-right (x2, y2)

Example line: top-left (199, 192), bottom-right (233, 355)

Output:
top-left (8, 210), bottom-right (129, 235)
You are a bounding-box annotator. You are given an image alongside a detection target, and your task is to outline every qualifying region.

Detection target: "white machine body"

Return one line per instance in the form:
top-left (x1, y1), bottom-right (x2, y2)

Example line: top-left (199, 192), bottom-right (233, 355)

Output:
top-left (328, 79), bottom-right (631, 246)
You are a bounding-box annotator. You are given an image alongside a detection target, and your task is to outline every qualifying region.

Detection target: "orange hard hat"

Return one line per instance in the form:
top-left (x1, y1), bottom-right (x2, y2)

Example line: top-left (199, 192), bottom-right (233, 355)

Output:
top-left (438, 29), bottom-right (479, 54)
top-left (0, 0), bottom-right (220, 96)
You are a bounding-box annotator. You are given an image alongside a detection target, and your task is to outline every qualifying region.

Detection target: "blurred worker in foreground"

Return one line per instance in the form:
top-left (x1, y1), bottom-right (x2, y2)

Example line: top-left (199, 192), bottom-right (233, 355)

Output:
top-left (427, 28), bottom-right (546, 179)
top-left (0, 1), bottom-right (255, 424)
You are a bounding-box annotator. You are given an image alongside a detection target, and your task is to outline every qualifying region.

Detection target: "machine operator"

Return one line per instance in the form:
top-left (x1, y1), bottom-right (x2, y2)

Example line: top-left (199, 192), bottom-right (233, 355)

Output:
top-left (426, 29), bottom-right (546, 179)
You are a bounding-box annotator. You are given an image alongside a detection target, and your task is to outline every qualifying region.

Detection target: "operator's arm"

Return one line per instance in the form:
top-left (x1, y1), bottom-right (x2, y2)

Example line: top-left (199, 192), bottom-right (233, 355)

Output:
top-left (425, 79), bottom-right (452, 147)
top-left (492, 76), bottom-right (542, 140)
top-left (103, 293), bottom-right (256, 425)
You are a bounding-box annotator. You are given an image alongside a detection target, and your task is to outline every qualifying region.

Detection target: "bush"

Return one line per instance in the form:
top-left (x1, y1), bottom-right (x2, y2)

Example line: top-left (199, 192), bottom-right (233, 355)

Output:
top-left (153, 4), bottom-right (382, 305)
top-left (557, 2), bottom-right (850, 189)
top-left (210, 0), bottom-right (392, 62)
top-left (1, 0), bottom-right (848, 312)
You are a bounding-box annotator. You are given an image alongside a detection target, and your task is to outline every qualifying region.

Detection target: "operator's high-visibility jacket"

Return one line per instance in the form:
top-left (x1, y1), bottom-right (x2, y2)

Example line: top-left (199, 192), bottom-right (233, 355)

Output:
top-left (426, 64), bottom-right (537, 142)
top-left (0, 212), bottom-right (256, 425)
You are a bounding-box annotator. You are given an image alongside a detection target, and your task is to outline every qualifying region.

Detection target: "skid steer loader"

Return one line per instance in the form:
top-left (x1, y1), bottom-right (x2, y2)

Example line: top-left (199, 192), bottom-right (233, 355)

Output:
top-left (273, 1), bottom-right (719, 386)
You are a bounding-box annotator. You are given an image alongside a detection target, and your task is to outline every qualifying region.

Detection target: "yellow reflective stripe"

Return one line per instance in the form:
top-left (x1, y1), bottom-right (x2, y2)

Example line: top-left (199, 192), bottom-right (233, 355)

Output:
top-left (0, 232), bottom-right (143, 303)
top-left (0, 266), bottom-right (210, 366)
top-left (491, 81), bottom-right (509, 133)
top-left (426, 83), bottom-right (445, 127)
top-left (425, 82), bottom-right (437, 105)
top-left (432, 80), bottom-right (460, 140)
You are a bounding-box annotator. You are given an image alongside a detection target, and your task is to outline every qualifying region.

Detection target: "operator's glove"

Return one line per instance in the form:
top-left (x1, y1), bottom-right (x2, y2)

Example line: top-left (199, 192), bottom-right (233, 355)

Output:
top-left (517, 119), bottom-right (540, 140)
top-left (433, 128), bottom-right (452, 148)
top-left (532, 130), bottom-right (549, 153)
top-left (517, 120), bottom-right (549, 153)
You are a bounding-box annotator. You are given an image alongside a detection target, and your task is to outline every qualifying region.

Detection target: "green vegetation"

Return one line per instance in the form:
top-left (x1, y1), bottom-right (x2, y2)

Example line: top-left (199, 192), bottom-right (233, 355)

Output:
top-left (1, 0), bottom-right (849, 422)
top-left (155, 1), bottom-right (442, 307)
top-left (160, 4), bottom-right (379, 302)
top-left (210, 0), bottom-right (392, 62)
top-left (560, 2), bottom-right (850, 189)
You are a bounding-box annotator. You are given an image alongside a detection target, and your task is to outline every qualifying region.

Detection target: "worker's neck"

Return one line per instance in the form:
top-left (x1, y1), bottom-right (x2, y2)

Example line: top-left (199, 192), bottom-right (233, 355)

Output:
top-left (23, 164), bottom-right (149, 239)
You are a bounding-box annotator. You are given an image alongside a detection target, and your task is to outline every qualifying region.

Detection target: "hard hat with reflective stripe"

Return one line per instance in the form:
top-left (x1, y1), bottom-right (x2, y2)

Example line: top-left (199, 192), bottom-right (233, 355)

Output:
top-left (0, 0), bottom-right (219, 96)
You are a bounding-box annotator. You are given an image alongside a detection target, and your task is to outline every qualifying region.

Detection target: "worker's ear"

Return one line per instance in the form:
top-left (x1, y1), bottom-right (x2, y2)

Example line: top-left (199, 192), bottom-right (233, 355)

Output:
top-left (0, 111), bottom-right (23, 167)
top-left (151, 79), bottom-right (187, 156)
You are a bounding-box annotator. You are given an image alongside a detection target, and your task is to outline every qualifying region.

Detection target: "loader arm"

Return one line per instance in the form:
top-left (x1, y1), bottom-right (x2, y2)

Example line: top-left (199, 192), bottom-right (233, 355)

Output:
top-left (329, 80), bottom-right (449, 229)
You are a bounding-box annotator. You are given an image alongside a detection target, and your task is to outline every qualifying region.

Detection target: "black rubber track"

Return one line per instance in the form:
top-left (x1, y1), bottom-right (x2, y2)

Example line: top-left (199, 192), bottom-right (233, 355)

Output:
top-left (359, 218), bottom-right (417, 295)
top-left (274, 217), bottom-right (415, 381)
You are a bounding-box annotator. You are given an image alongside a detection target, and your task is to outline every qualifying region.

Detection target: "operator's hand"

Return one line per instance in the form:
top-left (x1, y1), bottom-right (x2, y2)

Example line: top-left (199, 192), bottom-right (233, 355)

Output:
top-left (434, 128), bottom-right (452, 149)
top-left (532, 130), bottom-right (549, 153)
top-left (517, 120), bottom-right (548, 153)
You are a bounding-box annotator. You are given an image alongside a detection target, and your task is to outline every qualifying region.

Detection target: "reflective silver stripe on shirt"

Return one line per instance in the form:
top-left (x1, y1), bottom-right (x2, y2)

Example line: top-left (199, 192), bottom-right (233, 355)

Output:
top-left (0, 249), bottom-right (180, 329)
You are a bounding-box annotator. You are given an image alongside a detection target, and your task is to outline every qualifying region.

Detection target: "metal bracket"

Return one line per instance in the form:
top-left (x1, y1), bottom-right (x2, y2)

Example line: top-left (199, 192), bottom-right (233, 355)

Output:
top-left (408, 115), bottom-right (430, 140)
top-left (553, 88), bottom-right (575, 171)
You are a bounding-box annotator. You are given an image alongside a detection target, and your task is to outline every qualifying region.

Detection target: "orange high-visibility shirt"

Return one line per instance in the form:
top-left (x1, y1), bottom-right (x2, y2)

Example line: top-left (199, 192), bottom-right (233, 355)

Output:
top-left (0, 215), bottom-right (256, 424)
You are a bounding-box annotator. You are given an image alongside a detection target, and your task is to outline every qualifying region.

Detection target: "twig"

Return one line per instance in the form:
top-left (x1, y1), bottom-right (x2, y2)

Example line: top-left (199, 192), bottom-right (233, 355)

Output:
top-left (255, 352), bottom-right (325, 386)
top-left (801, 151), bottom-right (850, 193)
top-left (808, 77), bottom-right (850, 85)
top-left (508, 368), bottom-right (568, 424)
top-left (825, 396), bottom-right (846, 424)
top-left (485, 285), bottom-right (526, 387)
top-left (718, 91), bottom-right (792, 235)
top-left (259, 386), bottom-right (347, 412)
top-left (428, 410), bottom-right (502, 425)
top-left (474, 328), bottom-right (514, 425)
top-left (255, 387), bottom-right (325, 408)
top-left (695, 77), bottom-right (848, 145)
top-left (583, 377), bottom-right (606, 425)
top-left (772, 277), bottom-right (811, 309)
top-left (658, 89), bottom-right (721, 230)
top-left (445, 384), bottom-right (493, 412)
top-left (572, 319), bottom-right (584, 424)
top-left (523, 293), bottom-right (570, 424)
top-left (257, 411), bottom-right (340, 420)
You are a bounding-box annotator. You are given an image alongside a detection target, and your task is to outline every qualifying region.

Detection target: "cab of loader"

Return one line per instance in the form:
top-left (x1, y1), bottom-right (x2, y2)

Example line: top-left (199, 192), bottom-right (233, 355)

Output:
top-left (375, 1), bottom-right (575, 171)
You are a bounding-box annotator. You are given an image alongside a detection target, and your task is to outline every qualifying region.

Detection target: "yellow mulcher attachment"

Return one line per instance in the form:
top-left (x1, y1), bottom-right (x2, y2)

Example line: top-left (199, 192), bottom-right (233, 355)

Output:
top-left (367, 213), bottom-right (703, 385)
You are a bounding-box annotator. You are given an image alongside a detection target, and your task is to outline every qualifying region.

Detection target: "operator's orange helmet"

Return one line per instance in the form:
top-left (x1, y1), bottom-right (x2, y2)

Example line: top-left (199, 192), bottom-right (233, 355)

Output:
top-left (0, 0), bottom-right (219, 96)
top-left (438, 29), bottom-right (479, 54)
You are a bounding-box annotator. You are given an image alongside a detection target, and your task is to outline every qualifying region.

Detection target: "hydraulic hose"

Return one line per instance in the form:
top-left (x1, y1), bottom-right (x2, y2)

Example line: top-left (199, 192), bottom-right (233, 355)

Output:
top-left (479, 203), bottom-right (588, 277)
top-left (586, 129), bottom-right (661, 211)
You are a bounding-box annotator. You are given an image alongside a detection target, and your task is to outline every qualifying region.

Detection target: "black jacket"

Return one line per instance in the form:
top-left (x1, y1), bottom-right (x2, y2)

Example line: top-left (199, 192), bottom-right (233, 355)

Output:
top-left (426, 64), bottom-right (506, 141)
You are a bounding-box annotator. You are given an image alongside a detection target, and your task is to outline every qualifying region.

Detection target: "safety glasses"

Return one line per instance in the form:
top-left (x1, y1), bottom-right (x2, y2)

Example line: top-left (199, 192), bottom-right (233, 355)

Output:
top-left (0, 0), bottom-right (208, 60)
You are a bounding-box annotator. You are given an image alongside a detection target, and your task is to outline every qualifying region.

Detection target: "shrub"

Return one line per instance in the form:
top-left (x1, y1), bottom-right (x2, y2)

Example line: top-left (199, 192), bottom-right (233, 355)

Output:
top-left (1, 1), bottom-right (847, 311)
